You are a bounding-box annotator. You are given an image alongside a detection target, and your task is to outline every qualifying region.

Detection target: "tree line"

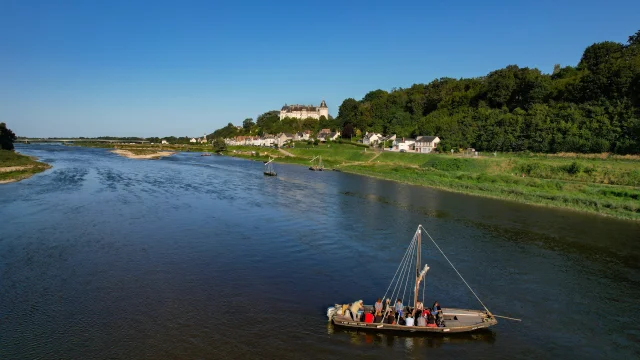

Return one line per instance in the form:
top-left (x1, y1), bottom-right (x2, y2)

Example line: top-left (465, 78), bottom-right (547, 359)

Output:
top-left (208, 112), bottom-right (338, 140)
top-left (332, 30), bottom-right (640, 154)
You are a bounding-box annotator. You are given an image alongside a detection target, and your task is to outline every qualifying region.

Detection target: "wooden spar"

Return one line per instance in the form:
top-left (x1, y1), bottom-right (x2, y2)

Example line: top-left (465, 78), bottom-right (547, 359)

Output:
top-left (493, 315), bottom-right (522, 321)
top-left (414, 228), bottom-right (421, 308)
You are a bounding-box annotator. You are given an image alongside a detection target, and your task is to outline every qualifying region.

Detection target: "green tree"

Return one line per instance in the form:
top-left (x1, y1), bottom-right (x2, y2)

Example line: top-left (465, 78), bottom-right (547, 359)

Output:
top-left (243, 118), bottom-right (255, 132)
top-left (212, 138), bottom-right (226, 153)
top-left (0, 122), bottom-right (17, 150)
top-left (486, 66), bottom-right (518, 108)
top-left (342, 123), bottom-right (355, 139)
top-left (629, 30), bottom-right (640, 46)
top-left (337, 98), bottom-right (359, 127)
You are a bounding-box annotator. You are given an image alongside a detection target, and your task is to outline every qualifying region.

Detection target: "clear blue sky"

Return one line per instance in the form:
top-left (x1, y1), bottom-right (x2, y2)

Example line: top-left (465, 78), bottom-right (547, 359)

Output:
top-left (1, 0), bottom-right (638, 138)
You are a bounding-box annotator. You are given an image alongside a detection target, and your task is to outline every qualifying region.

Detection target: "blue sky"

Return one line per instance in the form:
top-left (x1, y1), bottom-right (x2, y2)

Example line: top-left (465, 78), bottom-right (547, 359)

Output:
top-left (1, 0), bottom-right (638, 138)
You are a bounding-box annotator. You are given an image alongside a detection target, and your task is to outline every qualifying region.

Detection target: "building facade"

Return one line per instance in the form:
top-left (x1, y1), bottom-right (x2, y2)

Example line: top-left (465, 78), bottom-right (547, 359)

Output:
top-left (280, 100), bottom-right (329, 120)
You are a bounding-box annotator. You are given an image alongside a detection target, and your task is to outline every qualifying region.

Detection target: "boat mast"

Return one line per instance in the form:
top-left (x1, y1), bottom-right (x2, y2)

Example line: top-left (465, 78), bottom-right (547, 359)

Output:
top-left (414, 227), bottom-right (421, 308)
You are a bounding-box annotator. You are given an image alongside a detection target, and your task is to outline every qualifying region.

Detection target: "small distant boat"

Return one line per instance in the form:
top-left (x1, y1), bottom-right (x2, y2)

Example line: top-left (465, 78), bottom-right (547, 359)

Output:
top-left (327, 225), bottom-right (502, 334)
top-left (201, 153), bottom-right (211, 156)
top-left (309, 156), bottom-right (324, 171)
top-left (264, 158), bottom-right (277, 176)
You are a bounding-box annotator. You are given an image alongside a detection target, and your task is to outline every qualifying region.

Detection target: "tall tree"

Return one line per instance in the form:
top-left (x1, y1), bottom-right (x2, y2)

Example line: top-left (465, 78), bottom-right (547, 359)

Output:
top-left (337, 98), bottom-right (359, 127)
top-left (0, 122), bottom-right (17, 150)
top-left (243, 118), bottom-right (255, 132)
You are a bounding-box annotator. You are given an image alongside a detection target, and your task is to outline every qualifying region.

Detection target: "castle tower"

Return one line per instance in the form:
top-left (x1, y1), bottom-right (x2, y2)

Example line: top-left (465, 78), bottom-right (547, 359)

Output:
top-left (319, 99), bottom-right (329, 119)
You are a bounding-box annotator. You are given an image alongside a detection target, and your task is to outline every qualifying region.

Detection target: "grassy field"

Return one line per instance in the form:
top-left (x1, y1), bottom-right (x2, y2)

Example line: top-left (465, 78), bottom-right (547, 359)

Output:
top-left (0, 150), bottom-right (51, 183)
top-left (68, 142), bottom-right (640, 220)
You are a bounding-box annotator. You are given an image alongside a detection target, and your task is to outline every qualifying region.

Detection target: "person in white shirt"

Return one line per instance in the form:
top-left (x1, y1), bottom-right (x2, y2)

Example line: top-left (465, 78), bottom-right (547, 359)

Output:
top-left (405, 313), bottom-right (414, 326)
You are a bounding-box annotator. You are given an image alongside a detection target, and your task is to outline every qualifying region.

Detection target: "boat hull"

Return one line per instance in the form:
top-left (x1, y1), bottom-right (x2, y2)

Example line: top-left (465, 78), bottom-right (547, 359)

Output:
top-left (329, 306), bottom-right (497, 334)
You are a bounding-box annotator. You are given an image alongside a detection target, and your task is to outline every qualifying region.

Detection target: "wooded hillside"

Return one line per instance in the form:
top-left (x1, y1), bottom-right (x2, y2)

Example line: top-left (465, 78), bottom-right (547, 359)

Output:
top-left (334, 30), bottom-right (640, 154)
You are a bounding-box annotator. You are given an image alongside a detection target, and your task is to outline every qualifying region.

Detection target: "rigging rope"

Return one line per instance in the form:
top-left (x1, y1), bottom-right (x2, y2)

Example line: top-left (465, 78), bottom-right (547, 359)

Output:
top-left (390, 237), bottom-right (416, 306)
top-left (419, 225), bottom-right (491, 314)
top-left (401, 243), bottom-right (415, 307)
top-left (381, 234), bottom-right (417, 302)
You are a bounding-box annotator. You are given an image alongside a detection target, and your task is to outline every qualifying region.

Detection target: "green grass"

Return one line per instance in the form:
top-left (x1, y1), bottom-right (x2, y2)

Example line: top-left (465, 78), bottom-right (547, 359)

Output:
top-left (340, 163), bottom-right (640, 220)
top-left (0, 150), bottom-right (51, 182)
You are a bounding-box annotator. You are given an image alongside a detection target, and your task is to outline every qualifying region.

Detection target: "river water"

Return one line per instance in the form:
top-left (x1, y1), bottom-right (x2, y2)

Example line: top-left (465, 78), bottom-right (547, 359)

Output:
top-left (1, 144), bottom-right (639, 359)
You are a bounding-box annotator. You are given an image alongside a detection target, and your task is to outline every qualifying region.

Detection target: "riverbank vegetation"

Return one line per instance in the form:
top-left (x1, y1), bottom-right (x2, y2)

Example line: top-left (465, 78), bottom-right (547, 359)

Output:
top-left (228, 142), bottom-right (640, 220)
top-left (329, 30), bottom-right (640, 154)
top-left (0, 150), bottom-right (51, 183)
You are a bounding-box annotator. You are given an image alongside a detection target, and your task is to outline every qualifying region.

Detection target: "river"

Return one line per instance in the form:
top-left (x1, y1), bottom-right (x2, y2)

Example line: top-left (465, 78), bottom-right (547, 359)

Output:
top-left (1, 144), bottom-right (639, 359)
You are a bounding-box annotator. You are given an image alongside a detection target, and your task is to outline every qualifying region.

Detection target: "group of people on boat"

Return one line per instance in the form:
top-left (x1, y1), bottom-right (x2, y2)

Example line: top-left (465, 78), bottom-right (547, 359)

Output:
top-left (341, 298), bottom-right (445, 327)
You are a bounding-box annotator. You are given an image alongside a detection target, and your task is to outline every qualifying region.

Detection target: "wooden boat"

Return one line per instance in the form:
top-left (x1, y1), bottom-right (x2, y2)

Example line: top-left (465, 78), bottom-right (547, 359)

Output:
top-left (309, 156), bottom-right (324, 171)
top-left (263, 158), bottom-right (277, 176)
top-left (327, 225), bottom-right (499, 334)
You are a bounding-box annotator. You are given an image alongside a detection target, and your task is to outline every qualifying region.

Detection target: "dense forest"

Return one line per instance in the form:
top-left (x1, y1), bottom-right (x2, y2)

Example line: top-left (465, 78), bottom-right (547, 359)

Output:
top-left (334, 30), bottom-right (640, 154)
top-left (211, 30), bottom-right (640, 154)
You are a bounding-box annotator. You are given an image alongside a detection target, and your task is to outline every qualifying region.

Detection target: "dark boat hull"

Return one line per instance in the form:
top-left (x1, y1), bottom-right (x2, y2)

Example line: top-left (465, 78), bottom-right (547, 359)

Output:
top-left (263, 172), bottom-right (277, 176)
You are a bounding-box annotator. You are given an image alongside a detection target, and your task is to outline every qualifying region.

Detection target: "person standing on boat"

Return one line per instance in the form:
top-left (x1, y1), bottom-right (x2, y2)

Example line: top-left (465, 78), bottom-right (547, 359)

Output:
top-left (432, 301), bottom-right (443, 326)
top-left (349, 300), bottom-right (363, 321)
top-left (432, 301), bottom-right (441, 314)
top-left (374, 298), bottom-right (383, 316)
top-left (415, 300), bottom-right (424, 316)
top-left (395, 299), bottom-right (404, 318)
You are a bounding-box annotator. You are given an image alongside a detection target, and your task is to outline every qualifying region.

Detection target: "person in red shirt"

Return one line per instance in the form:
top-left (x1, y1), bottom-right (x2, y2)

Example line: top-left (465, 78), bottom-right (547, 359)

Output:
top-left (364, 311), bottom-right (374, 323)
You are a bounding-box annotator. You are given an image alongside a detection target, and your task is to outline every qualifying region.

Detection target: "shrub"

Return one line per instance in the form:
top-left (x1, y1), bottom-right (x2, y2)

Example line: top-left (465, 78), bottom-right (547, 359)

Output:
top-left (561, 161), bottom-right (584, 175)
top-left (422, 157), bottom-right (483, 172)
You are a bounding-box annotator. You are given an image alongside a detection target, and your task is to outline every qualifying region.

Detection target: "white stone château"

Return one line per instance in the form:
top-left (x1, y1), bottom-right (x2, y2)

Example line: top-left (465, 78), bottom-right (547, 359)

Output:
top-left (279, 100), bottom-right (329, 120)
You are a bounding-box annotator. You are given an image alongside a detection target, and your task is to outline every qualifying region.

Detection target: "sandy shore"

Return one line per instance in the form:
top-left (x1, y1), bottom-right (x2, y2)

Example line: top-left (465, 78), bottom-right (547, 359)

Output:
top-left (0, 165), bottom-right (35, 173)
top-left (0, 164), bottom-right (51, 184)
top-left (111, 149), bottom-right (175, 159)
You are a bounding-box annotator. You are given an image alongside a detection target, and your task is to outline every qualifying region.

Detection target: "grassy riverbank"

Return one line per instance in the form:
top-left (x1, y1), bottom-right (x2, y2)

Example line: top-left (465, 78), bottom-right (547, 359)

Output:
top-left (67, 142), bottom-right (640, 220)
top-left (0, 150), bottom-right (51, 183)
top-left (229, 143), bottom-right (640, 220)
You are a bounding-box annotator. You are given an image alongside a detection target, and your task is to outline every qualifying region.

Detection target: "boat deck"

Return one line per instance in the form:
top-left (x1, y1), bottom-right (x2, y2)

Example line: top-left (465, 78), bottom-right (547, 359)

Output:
top-left (331, 306), bottom-right (497, 333)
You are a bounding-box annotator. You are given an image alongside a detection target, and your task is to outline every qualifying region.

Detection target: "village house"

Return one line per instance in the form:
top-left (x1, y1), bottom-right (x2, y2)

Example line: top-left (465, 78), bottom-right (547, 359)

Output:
top-left (414, 136), bottom-right (440, 153)
top-left (393, 137), bottom-right (416, 151)
top-left (294, 131), bottom-right (311, 141)
top-left (275, 133), bottom-right (293, 147)
top-left (363, 132), bottom-right (383, 146)
top-left (161, 139), bottom-right (169, 145)
top-left (262, 134), bottom-right (275, 147)
top-left (329, 131), bottom-right (341, 141)
top-left (316, 128), bottom-right (334, 142)
top-left (250, 136), bottom-right (263, 146)
top-left (319, 131), bottom-right (340, 142)
top-left (383, 134), bottom-right (397, 143)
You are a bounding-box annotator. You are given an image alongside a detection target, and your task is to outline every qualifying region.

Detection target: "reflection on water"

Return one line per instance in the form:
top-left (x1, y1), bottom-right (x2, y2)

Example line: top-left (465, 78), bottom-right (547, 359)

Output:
top-left (1, 144), bottom-right (639, 360)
